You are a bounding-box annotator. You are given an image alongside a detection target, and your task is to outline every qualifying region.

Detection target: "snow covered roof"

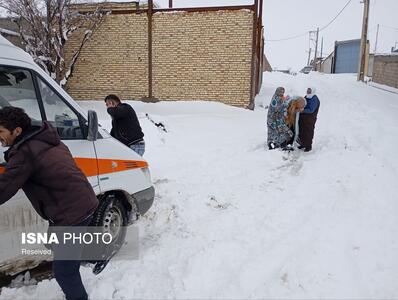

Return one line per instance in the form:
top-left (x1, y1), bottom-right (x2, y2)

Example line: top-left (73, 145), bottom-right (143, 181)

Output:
top-left (0, 35), bottom-right (34, 65)
top-left (0, 27), bottom-right (20, 37)
top-left (69, 1), bottom-right (158, 13)
top-left (0, 34), bottom-right (13, 46)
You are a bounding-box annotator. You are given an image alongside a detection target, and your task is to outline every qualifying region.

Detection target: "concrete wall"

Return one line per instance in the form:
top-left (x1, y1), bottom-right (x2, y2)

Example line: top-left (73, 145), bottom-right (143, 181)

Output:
top-left (372, 55), bottom-right (398, 89)
top-left (367, 54), bottom-right (374, 77)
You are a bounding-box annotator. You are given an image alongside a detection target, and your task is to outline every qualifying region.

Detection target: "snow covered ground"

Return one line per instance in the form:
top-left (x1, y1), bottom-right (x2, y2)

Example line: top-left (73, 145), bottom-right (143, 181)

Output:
top-left (1, 72), bottom-right (398, 299)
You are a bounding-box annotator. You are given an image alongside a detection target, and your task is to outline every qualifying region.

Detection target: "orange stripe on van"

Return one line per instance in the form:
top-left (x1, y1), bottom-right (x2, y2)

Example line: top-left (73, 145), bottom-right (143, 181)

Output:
top-left (75, 157), bottom-right (148, 177)
top-left (0, 158), bottom-right (147, 177)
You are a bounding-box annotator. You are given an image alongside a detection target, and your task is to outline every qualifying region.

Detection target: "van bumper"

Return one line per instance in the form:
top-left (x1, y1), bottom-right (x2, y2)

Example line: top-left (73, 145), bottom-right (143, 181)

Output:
top-left (131, 186), bottom-right (155, 216)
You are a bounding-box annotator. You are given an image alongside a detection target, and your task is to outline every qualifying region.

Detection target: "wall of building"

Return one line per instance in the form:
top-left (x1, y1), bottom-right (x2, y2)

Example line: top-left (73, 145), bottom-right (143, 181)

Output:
top-left (65, 6), bottom-right (254, 107)
top-left (372, 55), bottom-right (398, 89)
top-left (367, 54), bottom-right (374, 77)
top-left (334, 39), bottom-right (361, 74)
top-left (151, 10), bottom-right (252, 107)
top-left (65, 13), bottom-right (149, 100)
top-left (0, 18), bottom-right (25, 49)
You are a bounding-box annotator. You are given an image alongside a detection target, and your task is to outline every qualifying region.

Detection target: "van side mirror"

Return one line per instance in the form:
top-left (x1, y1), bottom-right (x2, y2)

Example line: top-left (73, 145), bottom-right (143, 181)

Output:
top-left (87, 110), bottom-right (98, 141)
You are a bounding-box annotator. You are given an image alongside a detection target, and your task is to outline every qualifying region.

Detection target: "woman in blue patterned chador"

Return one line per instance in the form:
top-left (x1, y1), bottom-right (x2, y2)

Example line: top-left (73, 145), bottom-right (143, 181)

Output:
top-left (266, 87), bottom-right (294, 150)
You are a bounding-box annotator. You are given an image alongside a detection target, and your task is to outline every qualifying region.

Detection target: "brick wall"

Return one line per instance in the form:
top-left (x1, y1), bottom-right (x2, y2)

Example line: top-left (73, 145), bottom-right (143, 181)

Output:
top-left (65, 13), bottom-right (149, 100)
top-left (65, 6), bottom-right (254, 107)
top-left (152, 10), bottom-right (253, 107)
top-left (372, 55), bottom-right (398, 89)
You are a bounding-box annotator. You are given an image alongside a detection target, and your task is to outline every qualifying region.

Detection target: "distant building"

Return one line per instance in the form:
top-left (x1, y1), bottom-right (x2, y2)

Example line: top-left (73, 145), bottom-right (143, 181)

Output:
top-left (319, 52), bottom-right (334, 74)
top-left (262, 54), bottom-right (272, 72)
top-left (273, 69), bottom-right (290, 74)
top-left (0, 18), bottom-right (24, 48)
top-left (372, 54), bottom-right (398, 89)
top-left (318, 39), bottom-right (369, 75)
top-left (333, 39), bottom-right (361, 74)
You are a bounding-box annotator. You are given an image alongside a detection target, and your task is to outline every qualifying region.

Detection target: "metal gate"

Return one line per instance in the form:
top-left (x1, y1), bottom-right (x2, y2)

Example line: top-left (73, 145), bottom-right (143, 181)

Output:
top-left (333, 39), bottom-right (360, 74)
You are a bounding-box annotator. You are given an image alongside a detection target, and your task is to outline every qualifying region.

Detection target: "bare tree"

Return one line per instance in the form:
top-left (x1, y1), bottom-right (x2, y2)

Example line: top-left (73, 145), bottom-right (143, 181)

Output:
top-left (0, 0), bottom-right (108, 86)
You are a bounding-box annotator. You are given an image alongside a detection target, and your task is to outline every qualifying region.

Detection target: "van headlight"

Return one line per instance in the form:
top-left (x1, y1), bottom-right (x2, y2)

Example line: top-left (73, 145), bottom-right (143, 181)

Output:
top-left (141, 167), bottom-right (152, 182)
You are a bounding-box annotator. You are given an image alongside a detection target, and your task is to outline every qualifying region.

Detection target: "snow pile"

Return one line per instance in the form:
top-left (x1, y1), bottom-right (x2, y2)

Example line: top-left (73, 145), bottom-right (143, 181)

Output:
top-left (1, 72), bottom-right (398, 299)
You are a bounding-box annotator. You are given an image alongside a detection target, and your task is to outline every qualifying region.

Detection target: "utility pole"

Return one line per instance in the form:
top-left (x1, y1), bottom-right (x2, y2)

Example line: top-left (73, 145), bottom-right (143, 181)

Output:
top-left (307, 48), bottom-right (312, 66)
top-left (321, 37), bottom-right (324, 59)
top-left (169, 0), bottom-right (173, 8)
top-left (148, 0), bottom-right (153, 99)
top-left (358, 0), bottom-right (370, 81)
top-left (374, 24), bottom-right (379, 53)
top-left (307, 31), bottom-right (314, 66)
top-left (313, 27), bottom-right (319, 70)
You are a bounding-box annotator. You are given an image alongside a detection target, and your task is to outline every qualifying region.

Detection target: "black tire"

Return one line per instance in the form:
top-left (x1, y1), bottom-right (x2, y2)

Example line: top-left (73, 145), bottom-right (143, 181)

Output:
top-left (91, 195), bottom-right (128, 258)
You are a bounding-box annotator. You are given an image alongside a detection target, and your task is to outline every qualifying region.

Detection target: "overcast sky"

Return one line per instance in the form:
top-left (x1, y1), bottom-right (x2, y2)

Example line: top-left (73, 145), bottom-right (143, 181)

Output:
top-left (154, 0), bottom-right (398, 71)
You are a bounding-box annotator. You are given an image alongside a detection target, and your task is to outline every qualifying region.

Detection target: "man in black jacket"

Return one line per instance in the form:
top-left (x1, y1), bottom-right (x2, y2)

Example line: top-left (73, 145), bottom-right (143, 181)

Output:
top-left (0, 107), bottom-right (98, 300)
top-left (105, 94), bottom-right (145, 156)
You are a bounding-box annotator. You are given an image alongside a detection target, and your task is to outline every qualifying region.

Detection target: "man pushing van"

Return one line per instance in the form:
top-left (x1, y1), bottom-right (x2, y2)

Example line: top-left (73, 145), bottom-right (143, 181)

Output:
top-left (0, 106), bottom-right (98, 300)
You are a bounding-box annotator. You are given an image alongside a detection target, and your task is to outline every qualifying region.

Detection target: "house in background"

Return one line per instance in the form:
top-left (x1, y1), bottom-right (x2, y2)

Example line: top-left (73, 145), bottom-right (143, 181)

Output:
top-left (0, 18), bottom-right (24, 48)
top-left (333, 39), bottom-right (362, 74)
top-left (316, 37), bottom-right (397, 89)
top-left (317, 39), bottom-right (370, 75)
top-left (371, 51), bottom-right (398, 89)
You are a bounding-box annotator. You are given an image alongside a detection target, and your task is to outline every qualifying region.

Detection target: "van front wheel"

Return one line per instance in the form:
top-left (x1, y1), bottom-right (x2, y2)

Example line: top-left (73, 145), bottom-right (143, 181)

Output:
top-left (91, 195), bottom-right (128, 255)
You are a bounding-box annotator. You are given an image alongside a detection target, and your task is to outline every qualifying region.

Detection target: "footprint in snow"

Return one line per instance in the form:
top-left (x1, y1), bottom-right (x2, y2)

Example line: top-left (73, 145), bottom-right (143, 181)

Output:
top-left (206, 195), bottom-right (234, 210)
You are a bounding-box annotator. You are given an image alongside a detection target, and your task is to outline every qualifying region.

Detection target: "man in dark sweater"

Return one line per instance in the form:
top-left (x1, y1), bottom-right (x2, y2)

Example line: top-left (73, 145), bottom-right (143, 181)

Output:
top-left (0, 107), bottom-right (98, 300)
top-left (299, 87), bottom-right (320, 152)
top-left (105, 94), bottom-right (145, 156)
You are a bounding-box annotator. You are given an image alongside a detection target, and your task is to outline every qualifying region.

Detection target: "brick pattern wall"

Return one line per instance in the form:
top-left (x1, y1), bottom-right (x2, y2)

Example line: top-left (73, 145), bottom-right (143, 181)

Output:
top-left (65, 8), bottom-right (254, 107)
top-left (65, 13), bottom-right (149, 100)
top-left (372, 55), bottom-right (398, 89)
top-left (152, 10), bottom-right (253, 107)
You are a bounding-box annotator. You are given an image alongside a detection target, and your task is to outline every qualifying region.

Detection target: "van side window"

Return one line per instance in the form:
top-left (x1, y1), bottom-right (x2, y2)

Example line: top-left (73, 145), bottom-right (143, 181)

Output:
top-left (37, 77), bottom-right (84, 139)
top-left (0, 66), bottom-right (43, 125)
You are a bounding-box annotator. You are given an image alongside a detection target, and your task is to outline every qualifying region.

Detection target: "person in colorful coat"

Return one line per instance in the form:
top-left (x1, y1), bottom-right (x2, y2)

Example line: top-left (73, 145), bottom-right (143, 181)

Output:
top-left (267, 87), bottom-right (293, 150)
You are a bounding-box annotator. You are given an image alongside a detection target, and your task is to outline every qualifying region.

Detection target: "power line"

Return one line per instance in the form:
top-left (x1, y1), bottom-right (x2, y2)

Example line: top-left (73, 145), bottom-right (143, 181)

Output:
top-left (319, 0), bottom-right (352, 32)
top-left (264, 31), bottom-right (308, 42)
top-left (379, 25), bottom-right (398, 31)
top-left (265, 0), bottom-right (352, 42)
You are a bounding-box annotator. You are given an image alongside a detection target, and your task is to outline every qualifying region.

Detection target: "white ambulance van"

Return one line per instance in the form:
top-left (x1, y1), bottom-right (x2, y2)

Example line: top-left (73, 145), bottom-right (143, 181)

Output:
top-left (0, 35), bottom-right (154, 275)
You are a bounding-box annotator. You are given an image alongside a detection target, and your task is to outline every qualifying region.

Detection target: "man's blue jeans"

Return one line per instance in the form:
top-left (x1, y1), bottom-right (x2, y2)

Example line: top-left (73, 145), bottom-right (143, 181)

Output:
top-left (130, 140), bottom-right (145, 156)
top-left (52, 216), bottom-right (92, 300)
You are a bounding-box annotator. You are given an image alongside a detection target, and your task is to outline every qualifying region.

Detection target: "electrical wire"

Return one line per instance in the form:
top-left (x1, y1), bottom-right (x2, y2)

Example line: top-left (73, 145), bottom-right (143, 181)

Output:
top-left (264, 31), bottom-right (309, 42)
top-left (380, 25), bottom-right (398, 31)
top-left (265, 0), bottom-right (352, 42)
top-left (319, 0), bottom-right (352, 32)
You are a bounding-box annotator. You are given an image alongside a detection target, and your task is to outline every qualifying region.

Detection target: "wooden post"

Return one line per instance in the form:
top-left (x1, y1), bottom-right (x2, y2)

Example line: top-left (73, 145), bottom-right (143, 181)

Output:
top-left (148, 0), bottom-right (153, 98)
top-left (255, 0), bottom-right (263, 95)
top-left (248, 0), bottom-right (259, 110)
top-left (358, 0), bottom-right (370, 81)
top-left (313, 27), bottom-right (319, 70)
